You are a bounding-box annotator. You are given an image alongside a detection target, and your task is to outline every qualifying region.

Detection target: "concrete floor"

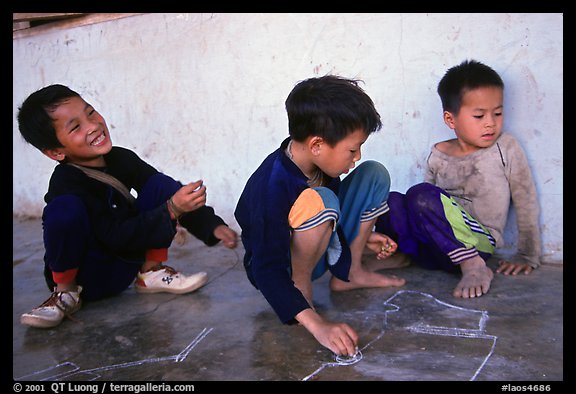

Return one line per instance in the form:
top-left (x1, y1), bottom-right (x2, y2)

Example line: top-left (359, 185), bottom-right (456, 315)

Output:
top-left (13, 216), bottom-right (563, 382)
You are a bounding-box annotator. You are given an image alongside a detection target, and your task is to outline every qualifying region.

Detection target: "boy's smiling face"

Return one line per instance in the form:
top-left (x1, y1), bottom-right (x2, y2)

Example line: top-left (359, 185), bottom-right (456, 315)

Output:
top-left (444, 86), bottom-right (504, 153)
top-left (314, 128), bottom-right (368, 178)
top-left (44, 96), bottom-right (113, 166)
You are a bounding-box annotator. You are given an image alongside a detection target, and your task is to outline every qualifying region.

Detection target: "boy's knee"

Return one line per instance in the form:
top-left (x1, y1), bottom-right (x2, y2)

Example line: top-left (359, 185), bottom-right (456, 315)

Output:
top-left (137, 173), bottom-right (182, 210)
top-left (43, 195), bottom-right (89, 232)
top-left (406, 182), bottom-right (443, 213)
top-left (289, 187), bottom-right (340, 231)
top-left (145, 173), bottom-right (181, 193)
top-left (311, 187), bottom-right (340, 210)
top-left (355, 160), bottom-right (391, 185)
top-left (387, 191), bottom-right (404, 206)
top-left (341, 160), bottom-right (391, 202)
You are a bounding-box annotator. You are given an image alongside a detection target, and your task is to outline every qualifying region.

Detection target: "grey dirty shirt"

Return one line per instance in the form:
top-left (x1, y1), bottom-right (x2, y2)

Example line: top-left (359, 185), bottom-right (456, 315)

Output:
top-left (424, 133), bottom-right (541, 268)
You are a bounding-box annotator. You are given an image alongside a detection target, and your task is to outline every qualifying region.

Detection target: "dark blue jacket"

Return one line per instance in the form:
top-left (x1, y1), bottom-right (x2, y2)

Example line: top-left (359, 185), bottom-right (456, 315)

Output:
top-left (234, 138), bottom-right (351, 324)
top-left (44, 146), bottom-right (224, 263)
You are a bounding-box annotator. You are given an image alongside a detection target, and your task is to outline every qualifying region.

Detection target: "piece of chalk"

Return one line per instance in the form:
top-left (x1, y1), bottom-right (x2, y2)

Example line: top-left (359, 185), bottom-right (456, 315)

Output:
top-left (334, 348), bottom-right (363, 365)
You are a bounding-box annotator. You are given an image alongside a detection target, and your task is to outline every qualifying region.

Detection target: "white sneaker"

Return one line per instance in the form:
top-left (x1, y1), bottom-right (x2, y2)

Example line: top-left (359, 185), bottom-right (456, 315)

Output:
top-left (20, 287), bottom-right (82, 328)
top-left (135, 265), bottom-right (208, 294)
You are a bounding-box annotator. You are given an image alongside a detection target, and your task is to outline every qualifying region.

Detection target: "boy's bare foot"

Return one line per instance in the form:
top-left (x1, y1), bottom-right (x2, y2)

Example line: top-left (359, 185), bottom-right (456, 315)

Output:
top-left (362, 252), bottom-right (412, 271)
top-left (329, 269), bottom-right (405, 292)
top-left (453, 255), bottom-right (494, 298)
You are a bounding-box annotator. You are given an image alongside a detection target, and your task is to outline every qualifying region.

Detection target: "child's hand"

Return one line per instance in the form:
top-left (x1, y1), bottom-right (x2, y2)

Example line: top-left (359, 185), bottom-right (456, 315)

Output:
top-left (297, 309), bottom-right (359, 356)
top-left (496, 259), bottom-right (534, 275)
top-left (169, 180), bottom-right (207, 218)
top-left (366, 232), bottom-right (397, 260)
top-left (213, 224), bottom-right (238, 249)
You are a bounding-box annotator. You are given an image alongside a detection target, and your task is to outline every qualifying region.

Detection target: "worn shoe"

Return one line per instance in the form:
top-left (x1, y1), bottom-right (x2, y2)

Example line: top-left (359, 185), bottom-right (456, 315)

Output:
top-left (135, 265), bottom-right (208, 294)
top-left (20, 287), bottom-right (82, 328)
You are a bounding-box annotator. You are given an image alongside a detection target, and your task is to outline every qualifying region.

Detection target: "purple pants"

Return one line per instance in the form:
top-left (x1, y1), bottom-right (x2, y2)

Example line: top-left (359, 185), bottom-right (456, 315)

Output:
top-left (375, 182), bottom-right (494, 273)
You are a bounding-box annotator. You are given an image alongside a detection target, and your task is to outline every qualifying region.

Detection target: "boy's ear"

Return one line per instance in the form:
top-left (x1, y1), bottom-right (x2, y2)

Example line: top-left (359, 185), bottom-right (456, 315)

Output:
top-left (443, 111), bottom-right (457, 130)
top-left (308, 136), bottom-right (323, 156)
top-left (43, 148), bottom-right (65, 162)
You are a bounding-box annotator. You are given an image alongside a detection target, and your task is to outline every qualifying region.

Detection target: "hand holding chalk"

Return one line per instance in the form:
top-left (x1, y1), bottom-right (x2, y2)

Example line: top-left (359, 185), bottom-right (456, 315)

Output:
top-left (169, 180), bottom-right (207, 218)
top-left (335, 347), bottom-right (363, 365)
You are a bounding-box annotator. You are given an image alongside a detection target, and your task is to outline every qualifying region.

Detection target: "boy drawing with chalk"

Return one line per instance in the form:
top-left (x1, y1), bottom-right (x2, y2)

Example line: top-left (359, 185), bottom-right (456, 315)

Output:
top-left (235, 75), bottom-right (405, 357)
top-left (17, 84), bottom-right (238, 328)
top-left (376, 59), bottom-right (541, 298)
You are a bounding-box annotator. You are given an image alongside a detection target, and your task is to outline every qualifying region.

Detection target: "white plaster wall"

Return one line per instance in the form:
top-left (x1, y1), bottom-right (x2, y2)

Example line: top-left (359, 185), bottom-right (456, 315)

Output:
top-left (13, 13), bottom-right (563, 263)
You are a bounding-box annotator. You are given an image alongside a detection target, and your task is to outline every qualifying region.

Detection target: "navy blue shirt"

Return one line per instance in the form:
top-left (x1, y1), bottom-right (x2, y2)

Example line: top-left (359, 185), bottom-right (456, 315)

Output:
top-left (234, 138), bottom-right (351, 324)
top-left (44, 146), bottom-right (224, 262)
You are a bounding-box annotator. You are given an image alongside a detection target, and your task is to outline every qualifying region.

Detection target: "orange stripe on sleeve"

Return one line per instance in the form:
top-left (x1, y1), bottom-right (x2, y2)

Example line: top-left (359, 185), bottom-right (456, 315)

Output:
top-left (288, 188), bottom-right (327, 229)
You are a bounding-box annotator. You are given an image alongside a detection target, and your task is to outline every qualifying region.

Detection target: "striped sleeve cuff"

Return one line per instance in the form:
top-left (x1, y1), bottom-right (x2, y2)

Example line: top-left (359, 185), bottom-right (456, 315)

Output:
top-left (360, 201), bottom-right (390, 222)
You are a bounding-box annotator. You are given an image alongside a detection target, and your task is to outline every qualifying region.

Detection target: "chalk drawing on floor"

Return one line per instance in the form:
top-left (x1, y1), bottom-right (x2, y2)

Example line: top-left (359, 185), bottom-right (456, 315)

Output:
top-left (302, 290), bottom-right (497, 381)
top-left (15, 327), bottom-right (213, 381)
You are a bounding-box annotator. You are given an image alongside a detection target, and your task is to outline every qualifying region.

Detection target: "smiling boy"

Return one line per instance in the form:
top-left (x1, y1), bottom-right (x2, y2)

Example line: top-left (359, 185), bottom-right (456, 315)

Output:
top-left (17, 84), bottom-right (238, 328)
top-left (234, 75), bottom-right (405, 356)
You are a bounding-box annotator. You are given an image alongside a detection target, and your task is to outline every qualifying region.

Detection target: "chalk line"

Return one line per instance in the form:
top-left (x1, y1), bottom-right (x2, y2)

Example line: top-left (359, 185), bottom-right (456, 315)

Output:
top-left (302, 290), bottom-right (497, 381)
top-left (16, 327), bottom-right (213, 381)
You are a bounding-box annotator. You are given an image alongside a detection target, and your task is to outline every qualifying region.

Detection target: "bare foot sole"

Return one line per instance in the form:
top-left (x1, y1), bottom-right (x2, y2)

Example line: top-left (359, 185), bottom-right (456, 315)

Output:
top-left (362, 252), bottom-right (412, 271)
top-left (330, 270), bottom-right (406, 292)
top-left (453, 256), bottom-right (494, 298)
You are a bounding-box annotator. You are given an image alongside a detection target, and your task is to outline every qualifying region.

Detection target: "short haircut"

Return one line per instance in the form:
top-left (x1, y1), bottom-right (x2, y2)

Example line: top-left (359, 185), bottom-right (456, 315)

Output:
top-left (285, 75), bottom-right (382, 146)
top-left (17, 84), bottom-right (81, 151)
top-left (437, 60), bottom-right (504, 114)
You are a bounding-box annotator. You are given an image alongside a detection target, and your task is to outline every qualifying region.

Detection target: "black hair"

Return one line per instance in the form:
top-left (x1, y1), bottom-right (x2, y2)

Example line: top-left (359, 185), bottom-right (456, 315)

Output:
top-left (437, 60), bottom-right (504, 114)
top-left (17, 84), bottom-right (81, 151)
top-left (285, 75), bottom-right (382, 146)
